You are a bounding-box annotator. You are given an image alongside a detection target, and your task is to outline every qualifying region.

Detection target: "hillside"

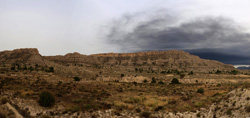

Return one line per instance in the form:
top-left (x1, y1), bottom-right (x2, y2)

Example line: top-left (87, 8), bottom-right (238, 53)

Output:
top-left (45, 50), bottom-right (235, 72)
top-left (1, 48), bottom-right (250, 118)
top-left (0, 48), bottom-right (236, 79)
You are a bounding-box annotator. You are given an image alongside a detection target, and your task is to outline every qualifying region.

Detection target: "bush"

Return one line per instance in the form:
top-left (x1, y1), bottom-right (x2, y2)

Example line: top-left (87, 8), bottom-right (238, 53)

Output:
top-left (29, 66), bottom-right (34, 71)
top-left (230, 70), bottom-right (238, 75)
top-left (38, 91), bottom-right (55, 107)
top-left (74, 77), bottom-right (80, 82)
top-left (121, 74), bottom-right (125, 77)
top-left (196, 113), bottom-right (201, 117)
top-left (0, 112), bottom-right (6, 118)
top-left (135, 108), bottom-right (141, 113)
top-left (151, 77), bottom-right (156, 83)
top-left (0, 97), bottom-right (8, 104)
top-left (46, 67), bottom-right (54, 72)
top-left (158, 81), bottom-right (164, 84)
top-left (143, 79), bottom-right (148, 83)
top-left (189, 71), bottom-right (194, 75)
top-left (180, 74), bottom-right (185, 79)
top-left (10, 66), bottom-right (15, 71)
top-left (155, 106), bottom-right (164, 111)
top-left (245, 106), bottom-right (250, 112)
top-left (226, 109), bottom-right (232, 115)
top-left (215, 70), bottom-right (221, 74)
top-left (49, 67), bottom-right (54, 72)
top-left (140, 111), bottom-right (151, 118)
top-left (197, 88), bottom-right (204, 94)
top-left (170, 78), bottom-right (180, 84)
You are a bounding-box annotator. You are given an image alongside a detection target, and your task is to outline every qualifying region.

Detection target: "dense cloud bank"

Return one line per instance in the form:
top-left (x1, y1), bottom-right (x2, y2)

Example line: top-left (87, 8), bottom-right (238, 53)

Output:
top-left (106, 11), bottom-right (250, 65)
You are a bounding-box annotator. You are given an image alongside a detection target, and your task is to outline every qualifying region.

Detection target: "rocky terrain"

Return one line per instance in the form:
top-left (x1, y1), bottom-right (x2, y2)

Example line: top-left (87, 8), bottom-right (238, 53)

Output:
top-left (45, 50), bottom-right (235, 72)
top-left (0, 48), bottom-right (250, 118)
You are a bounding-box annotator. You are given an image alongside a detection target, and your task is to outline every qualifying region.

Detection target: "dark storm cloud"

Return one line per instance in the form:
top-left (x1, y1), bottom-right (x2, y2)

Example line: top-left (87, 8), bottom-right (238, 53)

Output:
top-left (106, 12), bottom-right (250, 65)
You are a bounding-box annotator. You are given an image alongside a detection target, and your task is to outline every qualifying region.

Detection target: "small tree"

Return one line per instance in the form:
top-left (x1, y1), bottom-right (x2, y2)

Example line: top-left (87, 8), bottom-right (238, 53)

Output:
top-left (48, 67), bottom-right (54, 72)
top-left (29, 66), bottom-right (34, 71)
top-left (74, 77), bottom-right (80, 82)
top-left (188, 71), bottom-right (194, 75)
top-left (38, 91), bottom-right (55, 107)
top-left (170, 78), bottom-right (180, 84)
top-left (0, 112), bottom-right (6, 118)
top-left (215, 70), bottom-right (221, 74)
top-left (140, 111), bottom-right (151, 118)
top-left (10, 66), bottom-right (15, 71)
top-left (151, 77), bottom-right (156, 83)
top-left (23, 65), bottom-right (27, 70)
top-left (121, 74), bottom-right (125, 77)
top-left (158, 81), bottom-right (164, 84)
top-left (180, 74), bottom-right (185, 79)
top-left (197, 88), bottom-right (204, 94)
top-left (143, 79), bottom-right (148, 83)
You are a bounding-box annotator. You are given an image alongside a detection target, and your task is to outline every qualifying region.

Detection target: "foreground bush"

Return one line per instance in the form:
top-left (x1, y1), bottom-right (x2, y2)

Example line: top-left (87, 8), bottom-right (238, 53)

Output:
top-left (140, 111), bottom-right (151, 118)
top-left (170, 78), bottom-right (180, 84)
top-left (74, 77), bottom-right (80, 82)
top-left (197, 88), bottom-right (204, 94)
top-left (0, 97), bottom-right (8, 104)
top-left (0, 112), bottom-right (6, 118)
top-left (38, 91), bottom-right (55, 107)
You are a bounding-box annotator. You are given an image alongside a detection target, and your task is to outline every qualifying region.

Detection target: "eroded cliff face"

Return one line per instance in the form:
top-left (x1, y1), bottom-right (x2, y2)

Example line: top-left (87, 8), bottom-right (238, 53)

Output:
top-left (45, 50), bottom-right (235, 72)
top-left (0, 48), bottom-right (44, 65)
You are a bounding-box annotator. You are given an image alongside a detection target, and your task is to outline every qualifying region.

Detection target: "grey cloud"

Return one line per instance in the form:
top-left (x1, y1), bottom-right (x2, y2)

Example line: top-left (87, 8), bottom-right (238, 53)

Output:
top-left (105, 12), bottom-right (250, 65)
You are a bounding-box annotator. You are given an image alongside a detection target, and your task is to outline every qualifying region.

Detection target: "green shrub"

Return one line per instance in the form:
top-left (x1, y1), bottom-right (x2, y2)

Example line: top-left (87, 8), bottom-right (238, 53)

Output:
top-left (29, 66), bottom-right (34, 71)
top-left (197, 88), bottom-right (204, 94)
top-left (196, 113), bottom-right (201, 117)
top-left (140, 111), bottom-right (151, 118)
top-left (151, 77), bottom-right (156, 83)
top-left (245, 106), bottom-right (250, 112)
top-left (195, 80), bottom-right (198, 83)
top-left (230, 70), bottom-right (238, 75)
top-left (50, 67), bottom-right (54, 72)
top-left (180, 74), bottom-right (185, 79)
top-left (158, 81), bottom-right (164, 84)
top-left (23, 66), bottom-right (27, 70)
top-left (0, 112), bottom-right (6, 118)
top-left (226, 109), bottom-right (232, 115)
top-left (74, 77), bottom-right (80, 82)
top-left (38, 91), bottom-right (55, 107)
top-left (143, 79), bottom-right (148, 83)
top-left (135, 108), bottom-right (141, 113)
top-left (46, 67), bottom-right (54, 72)
top-left (10, 66), bottom-right (15, 71)
top-left (0, 97), bottom-right (8, 104)
top-left (215, 70), bottom-right (221, 74)
top-left (188, 71), bottom-right (194, 75)
top-left (170, 78), bottom-right (180, 84)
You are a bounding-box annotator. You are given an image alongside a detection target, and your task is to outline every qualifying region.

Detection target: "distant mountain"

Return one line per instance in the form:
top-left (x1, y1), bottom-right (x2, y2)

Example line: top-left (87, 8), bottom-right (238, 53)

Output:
top-left (188, 51), bottom-right (250, 65)
top-left (237, 66), bottom-right (250, 70)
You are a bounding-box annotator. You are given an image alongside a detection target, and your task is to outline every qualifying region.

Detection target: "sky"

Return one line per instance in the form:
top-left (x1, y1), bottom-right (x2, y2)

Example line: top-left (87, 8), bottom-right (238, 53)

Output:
top-left (0, 0), bottom-right (250, 65)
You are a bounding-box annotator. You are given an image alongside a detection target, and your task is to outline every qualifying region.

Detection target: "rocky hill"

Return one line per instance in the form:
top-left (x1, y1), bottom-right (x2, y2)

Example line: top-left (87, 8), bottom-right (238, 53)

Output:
top-left (45, 50), bottom-right (235, 72)
top-left (0, 48), bottom-right (236, 77)
top-left (0, 48), bottom-right (45, 65)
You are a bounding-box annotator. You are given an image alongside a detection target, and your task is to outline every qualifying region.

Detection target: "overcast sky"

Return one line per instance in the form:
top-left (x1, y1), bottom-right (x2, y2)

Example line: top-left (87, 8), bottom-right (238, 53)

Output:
top-left (0, 0), bottom-right (250, 65)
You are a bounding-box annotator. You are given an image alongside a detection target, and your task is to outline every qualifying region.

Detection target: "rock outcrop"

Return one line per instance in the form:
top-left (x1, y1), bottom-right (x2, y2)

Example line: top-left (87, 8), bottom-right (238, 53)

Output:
top-left (0, 48), bottom-right (45, 65)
